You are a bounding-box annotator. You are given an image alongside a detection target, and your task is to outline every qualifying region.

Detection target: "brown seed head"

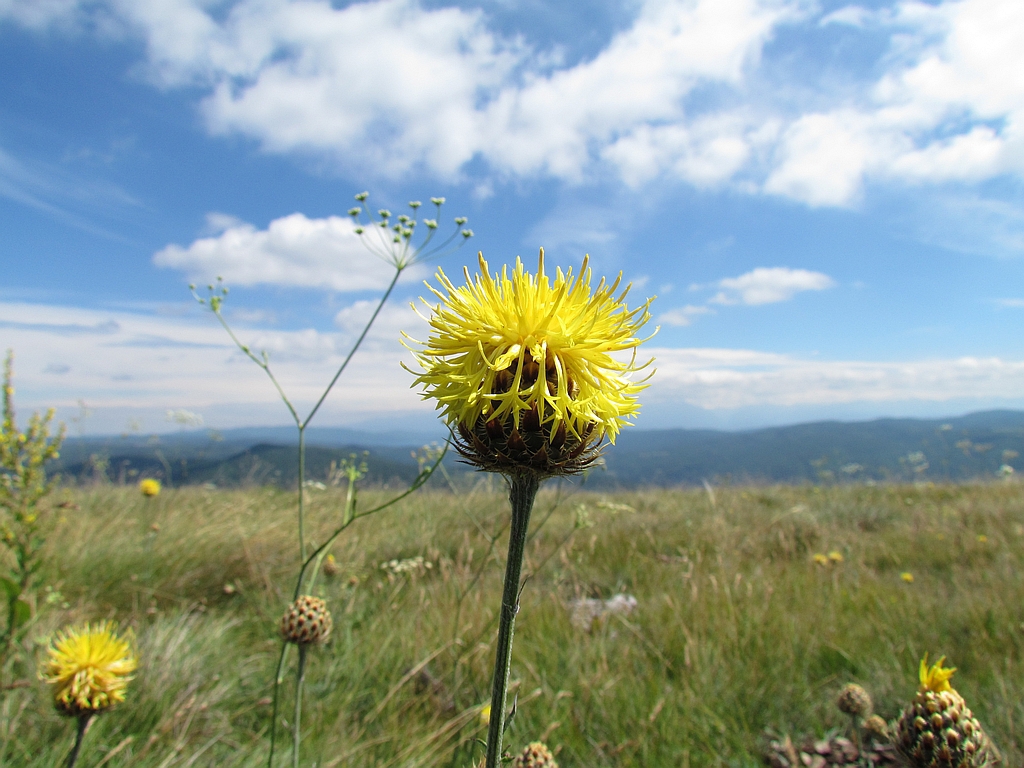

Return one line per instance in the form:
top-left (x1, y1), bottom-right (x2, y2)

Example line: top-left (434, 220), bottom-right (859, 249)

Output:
top-left (837, 683), bottom-right (873, 717)
top-left (279, 595), bottom-right (332, 646)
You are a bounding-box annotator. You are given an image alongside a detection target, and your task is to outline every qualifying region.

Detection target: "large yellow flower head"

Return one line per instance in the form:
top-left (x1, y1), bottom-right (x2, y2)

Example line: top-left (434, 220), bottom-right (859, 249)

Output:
top-left (41, 621), bottom-right (137, 716)
top-left (406, 249), bottom-right (654, 476)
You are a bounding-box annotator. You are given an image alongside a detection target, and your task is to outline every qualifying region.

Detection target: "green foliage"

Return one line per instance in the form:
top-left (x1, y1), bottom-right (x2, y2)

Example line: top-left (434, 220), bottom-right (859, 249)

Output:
top-left (0, 350), bottom-right (65, 656)
top-left (5, 482), bottom-right (1024, 766)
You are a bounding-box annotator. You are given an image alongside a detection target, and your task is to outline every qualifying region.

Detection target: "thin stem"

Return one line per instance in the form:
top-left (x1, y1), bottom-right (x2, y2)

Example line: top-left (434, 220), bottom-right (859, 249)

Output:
top-left (297, 427), bottom-right (306, 563)
top-left (292, 445), bottom-right (447, 600)
top-left (211, 310), bottom-right (300, 427)
top-left (293, 645), bottom-right (308, 768)
top-left (485, 473), bottom-right (541, 768)
top-left (267, 642), bottom-right (291, 768)
top-left (66, 713), bottom-right (93, 768)
top-left (305, 479), bottom-right (356, 595)
top-left (302, 267), bottom-right (403, 428)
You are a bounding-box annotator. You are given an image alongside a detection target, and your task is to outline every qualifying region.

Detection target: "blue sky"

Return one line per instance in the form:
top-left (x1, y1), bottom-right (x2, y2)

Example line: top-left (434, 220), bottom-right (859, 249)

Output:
top-left (2, 0), bottom-right (1024, 437)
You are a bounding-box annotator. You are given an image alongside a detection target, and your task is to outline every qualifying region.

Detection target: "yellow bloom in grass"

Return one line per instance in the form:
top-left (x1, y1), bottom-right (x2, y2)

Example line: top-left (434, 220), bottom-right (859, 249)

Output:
top-left (901, 572), bottom-right (914, 583)
top-left (406, 250), bottom-right (654, 476)
top-left (813, 553), bottom-right (829, 565)
top-left (479, 703), bottom-right (491, 726)
top-left (977, 534), bottom-right (988, 543)
top-left (41, 621), bottom-right (137, 716)
top-left (828, 550), bottom-right (844, 563)
top-left (919, 653), bottom-right (956, 693)
top-left (139, 478), bottom-right (160, 497)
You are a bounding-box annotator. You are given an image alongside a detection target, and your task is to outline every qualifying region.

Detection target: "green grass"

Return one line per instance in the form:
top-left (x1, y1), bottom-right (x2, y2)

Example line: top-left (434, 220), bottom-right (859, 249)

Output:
top-left (4, 480), bottom-right (1024, 766)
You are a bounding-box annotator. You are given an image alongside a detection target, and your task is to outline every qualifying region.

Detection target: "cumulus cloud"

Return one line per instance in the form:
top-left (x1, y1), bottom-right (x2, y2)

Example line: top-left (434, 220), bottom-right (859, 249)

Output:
top-left (6, 0), bottom-right (1024, 205)
top-left (153, 212), bottom-right (413, 291)
top-left (712, 267), bottom-right (835, 305)
top-left (768, 0), bottom-right (1024, 205)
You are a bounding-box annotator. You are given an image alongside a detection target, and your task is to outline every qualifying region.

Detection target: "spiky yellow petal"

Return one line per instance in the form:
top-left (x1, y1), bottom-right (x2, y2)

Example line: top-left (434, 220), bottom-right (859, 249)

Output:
top-left (919, 654), bottom-right (956, 693)
top-left (405, 250), bottom-right (654, 474)
top-left (40, 621), bottom-right (137, 716)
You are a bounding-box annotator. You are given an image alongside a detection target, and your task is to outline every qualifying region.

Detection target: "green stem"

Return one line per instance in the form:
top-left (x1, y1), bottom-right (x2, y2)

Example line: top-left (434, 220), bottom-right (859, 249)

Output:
top-left (293, 645), bottom-right (308, 768)
top-left (298, 427), bottom-right (306, 563)
top-left (267, 642), bottom-right (291, 768)
top-left (302, 267), bottom-right (402, 428)
top-left (485, 473), bottom-right (540, 768)
top-left (66, 713), bottom-right (93, 768)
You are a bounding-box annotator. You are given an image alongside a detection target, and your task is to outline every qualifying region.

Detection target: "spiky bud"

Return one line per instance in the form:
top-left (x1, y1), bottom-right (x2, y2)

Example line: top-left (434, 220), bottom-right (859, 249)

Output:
top-left (895, 655), bottom-right (999, 767)
top-left (512, 742), bottom-right (558, 768)
top-left (837, 683), bottom-right (872, 718)
top-left (279, 596), bottom-right (332, 646)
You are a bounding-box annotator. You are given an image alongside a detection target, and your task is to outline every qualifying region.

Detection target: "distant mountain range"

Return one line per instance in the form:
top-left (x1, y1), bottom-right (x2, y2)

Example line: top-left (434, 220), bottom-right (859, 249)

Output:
top-left (52, 410), bottom-right (1024, 488)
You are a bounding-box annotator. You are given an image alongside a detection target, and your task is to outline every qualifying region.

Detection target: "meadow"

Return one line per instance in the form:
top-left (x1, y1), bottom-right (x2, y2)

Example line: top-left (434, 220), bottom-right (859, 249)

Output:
top-left (3, 478), bottom-right (1024, 767)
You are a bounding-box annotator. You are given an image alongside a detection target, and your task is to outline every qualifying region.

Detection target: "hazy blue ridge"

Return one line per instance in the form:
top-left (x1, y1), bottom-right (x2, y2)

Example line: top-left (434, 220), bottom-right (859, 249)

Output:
top-left (50, 410), bottom-right (1024, 488)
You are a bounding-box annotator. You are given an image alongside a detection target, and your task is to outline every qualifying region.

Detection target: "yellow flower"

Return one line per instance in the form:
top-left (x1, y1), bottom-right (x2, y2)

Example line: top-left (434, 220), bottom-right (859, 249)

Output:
top-left (479, 703), bottom-right (491, 726)
top-left (901, 572), bottom-right (914, 583)
top-left (139, 478), bottom-right (161, 497)
top-left (813, 553), bottom-right (828, 565)
top-left (918, 653), bottom-right (956, 693)
top-left (406, 250), bottom-right (654, 475)
top-left (977, 534), bottom-right (988, 543)
top-left (40, 621), bottom-right (137, 716)
top-left (828, 550), bottom-right (844, 563)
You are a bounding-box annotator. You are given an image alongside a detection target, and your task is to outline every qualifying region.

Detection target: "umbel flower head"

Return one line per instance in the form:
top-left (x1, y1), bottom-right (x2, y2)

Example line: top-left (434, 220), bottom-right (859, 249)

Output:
top-left (406, 249), bottom-right (654, 477)
top-left (40, 621), bottom-right (137, 716)
top-left (894, 654), bottom-right (1000, 767)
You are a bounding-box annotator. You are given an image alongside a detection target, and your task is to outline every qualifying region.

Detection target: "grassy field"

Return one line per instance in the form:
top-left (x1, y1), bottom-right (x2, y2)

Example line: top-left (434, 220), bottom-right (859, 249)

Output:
top-left (3, 479), bottom-right (1024, 766)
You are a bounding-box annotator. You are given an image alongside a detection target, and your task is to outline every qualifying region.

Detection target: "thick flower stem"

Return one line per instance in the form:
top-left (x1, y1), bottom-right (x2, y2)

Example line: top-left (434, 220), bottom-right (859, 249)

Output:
top-left (66, 713), bottom-right (93, 768)
top-left (485, 472), bottom-right (541, 768)
top-left (292, 644), bottom-right (308, 768)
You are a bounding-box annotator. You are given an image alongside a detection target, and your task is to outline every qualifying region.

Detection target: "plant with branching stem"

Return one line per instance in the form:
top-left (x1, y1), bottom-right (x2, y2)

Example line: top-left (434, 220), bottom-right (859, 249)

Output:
top-left (193, 193), bottom-right (471, 767)
top-left (0, 350), bottom-right (65, 678)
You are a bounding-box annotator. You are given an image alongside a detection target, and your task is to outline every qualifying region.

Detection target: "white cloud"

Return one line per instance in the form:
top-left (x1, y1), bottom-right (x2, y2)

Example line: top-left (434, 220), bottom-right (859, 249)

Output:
top-left (0, 299), bottom-right (427, 432)
top-left (334, 300), bottom-right (427, 351)
top-left (647, 346), bottom-right (1024, 409)
top-left (8, 300), bottom-right (1024, 433)
top-left (769, 0), bottom-right (1024, 205)
top-left (713, 267), bottom-right (835, 305)
top-left (153, 212), bottom-right (417, 291)
top-left (7, 0), bottom-right (1024, 205)
top-left (660, 305), bottom-right (712, 326)
top-left (0, 0), bottom-right (79, 30)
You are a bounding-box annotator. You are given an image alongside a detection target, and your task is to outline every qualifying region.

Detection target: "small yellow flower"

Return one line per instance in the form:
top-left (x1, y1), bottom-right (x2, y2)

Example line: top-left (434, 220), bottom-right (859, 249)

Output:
top-left (139, 478), bottom-right (161, 497)
top-left (40, 621), bottom-right (137, 716)
top-left (479, 703), bottom-right (491, 726)
top-left (918, 653), bottom-right (956, 693)
top-left (405, 250), bottom-right (654, 476)
top-left (901, 572), bottom-right (914, 583)
top-left (828, 550), bottom-right (844, 563)
top-left (813, 553), bottom-right (829, 565)
top-left (977, 534), bottom-right (988, 543)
